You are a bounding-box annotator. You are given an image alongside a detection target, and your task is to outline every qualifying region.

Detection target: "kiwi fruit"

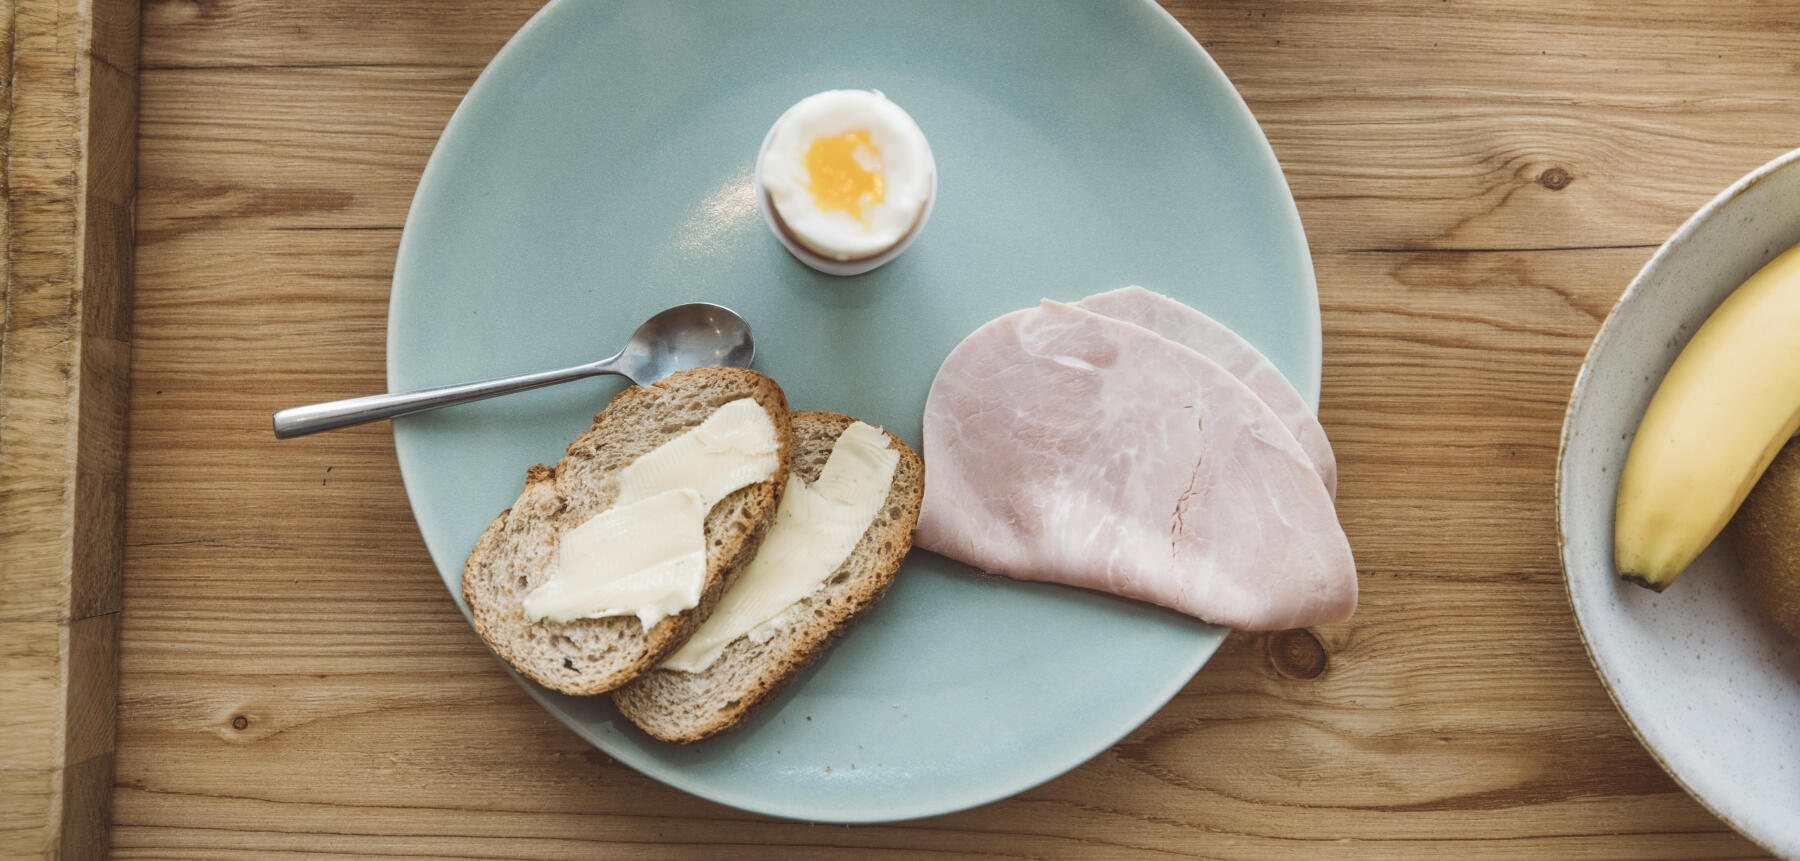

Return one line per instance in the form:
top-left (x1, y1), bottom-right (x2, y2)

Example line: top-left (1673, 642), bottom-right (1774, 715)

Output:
top-left (1727, 438), bottom-right (1800, 638)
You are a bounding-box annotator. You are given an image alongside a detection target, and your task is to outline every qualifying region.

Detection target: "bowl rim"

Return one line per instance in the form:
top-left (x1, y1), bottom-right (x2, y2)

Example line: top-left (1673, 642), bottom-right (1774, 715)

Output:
top-left (1554, 145), bottom-right (1800, 858)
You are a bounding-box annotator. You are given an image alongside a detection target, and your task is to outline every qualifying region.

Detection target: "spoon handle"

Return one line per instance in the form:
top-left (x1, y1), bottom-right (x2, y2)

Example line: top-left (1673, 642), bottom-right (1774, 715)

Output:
top-left (272, 359), bottom-right (615, 439)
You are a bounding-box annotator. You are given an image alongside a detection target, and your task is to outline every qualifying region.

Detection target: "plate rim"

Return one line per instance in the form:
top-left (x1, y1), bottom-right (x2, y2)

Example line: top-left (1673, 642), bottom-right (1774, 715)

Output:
top-left (1554, 145), bottom-right (1800, 858)
top-left (387, 0), bottom-right (1319, 822)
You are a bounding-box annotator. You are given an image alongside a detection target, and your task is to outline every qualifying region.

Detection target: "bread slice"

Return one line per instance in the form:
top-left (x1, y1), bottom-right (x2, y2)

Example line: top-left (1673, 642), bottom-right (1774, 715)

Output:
top-left (611, 411), bottom-right (924, 743)
top-left (461, 367), bottom-right (791, 696)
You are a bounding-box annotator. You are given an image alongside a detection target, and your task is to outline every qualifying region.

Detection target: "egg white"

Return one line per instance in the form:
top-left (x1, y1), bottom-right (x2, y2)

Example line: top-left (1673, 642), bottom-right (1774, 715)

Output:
top-left (758, 90), bottom-right (934, 261)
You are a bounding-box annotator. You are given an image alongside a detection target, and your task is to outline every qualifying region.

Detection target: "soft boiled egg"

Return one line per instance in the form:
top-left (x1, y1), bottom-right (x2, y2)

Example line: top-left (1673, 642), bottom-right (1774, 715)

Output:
top-left (756, 90), bottom-right (935, 273)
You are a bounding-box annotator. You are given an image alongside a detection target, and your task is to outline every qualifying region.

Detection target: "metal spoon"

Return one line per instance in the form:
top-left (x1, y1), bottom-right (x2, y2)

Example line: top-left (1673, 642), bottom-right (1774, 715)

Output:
top-left (272, 303), bottom-right (754, 439)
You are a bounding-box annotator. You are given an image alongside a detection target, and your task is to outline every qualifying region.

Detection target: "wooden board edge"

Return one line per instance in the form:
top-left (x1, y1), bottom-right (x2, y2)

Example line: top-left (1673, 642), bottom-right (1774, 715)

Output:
top-left (0, 0), bottom-right (139, 858)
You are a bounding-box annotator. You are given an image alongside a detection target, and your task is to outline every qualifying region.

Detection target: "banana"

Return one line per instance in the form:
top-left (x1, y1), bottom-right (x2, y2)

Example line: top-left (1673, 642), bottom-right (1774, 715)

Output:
top-left (1615, 239), bottom-right (1800, 591)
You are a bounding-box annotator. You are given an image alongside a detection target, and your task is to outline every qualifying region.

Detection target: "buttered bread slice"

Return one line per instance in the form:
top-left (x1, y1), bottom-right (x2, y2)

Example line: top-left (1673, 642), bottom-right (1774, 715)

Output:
top-left (462, 368), bottom-right (791, 696)
top-left (613, 411), bottom-right (924, 743)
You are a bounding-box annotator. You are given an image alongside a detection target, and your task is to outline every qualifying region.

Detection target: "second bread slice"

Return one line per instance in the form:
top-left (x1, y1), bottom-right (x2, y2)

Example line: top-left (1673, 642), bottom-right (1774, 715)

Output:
top-left (612, 411), bottom-right (924, 743)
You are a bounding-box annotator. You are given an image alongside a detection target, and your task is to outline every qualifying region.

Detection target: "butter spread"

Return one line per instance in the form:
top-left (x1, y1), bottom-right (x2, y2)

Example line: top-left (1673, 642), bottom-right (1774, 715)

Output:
top-left (522, 488), bottom-right (706, 627)
top-left (617, 397), bottom-right (781, 509)
top-left (661, 421), bottom-right (899, 673)
top-left (522, 397), bottom-right (779, 629)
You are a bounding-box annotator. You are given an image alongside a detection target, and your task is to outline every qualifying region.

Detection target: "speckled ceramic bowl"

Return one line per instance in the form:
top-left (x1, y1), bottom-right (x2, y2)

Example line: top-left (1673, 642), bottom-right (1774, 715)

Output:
top-left (1558, 147), bottom-right (1800, 858)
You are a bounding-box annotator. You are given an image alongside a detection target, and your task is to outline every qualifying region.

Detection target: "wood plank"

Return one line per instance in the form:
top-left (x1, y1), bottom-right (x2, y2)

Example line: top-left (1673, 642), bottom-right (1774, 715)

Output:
top-left (1193, 0), bottom-right (1800, 251)
top-left (0, 0), bottom-right (139, 858)
top-left (136, 0), bottom-right (530, 71)
top-left (130, 0), bottom-right (1800, 251)
top-left (114, 0), bottom-right (1797, 857)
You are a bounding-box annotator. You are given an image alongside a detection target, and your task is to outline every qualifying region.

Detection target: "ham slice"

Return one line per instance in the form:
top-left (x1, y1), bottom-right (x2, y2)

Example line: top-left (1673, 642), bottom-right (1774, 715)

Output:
top-left (916, 300), bottom-right (1356, 630)
top-left (1077, 286), bottom-right (1337, 497)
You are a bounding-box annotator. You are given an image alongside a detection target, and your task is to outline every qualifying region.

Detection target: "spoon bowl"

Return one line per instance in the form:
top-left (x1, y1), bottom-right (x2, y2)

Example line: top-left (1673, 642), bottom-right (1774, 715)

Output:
top-left (273, 303), bottom-right (754, 438)
top-left (616, 302), bottom-right (755, 385)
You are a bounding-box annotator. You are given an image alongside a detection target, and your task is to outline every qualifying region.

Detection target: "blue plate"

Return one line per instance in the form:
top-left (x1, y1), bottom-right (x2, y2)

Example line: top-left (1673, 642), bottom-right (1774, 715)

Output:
top-left (390, 0), bottom-right (1319, 822)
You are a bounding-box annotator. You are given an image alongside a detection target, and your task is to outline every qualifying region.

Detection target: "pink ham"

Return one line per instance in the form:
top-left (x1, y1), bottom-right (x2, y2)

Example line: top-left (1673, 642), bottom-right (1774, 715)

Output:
top-left (1077, 285), bottom-right (1337, 497)
top-left (916, 300), bottom-right (1356, 630)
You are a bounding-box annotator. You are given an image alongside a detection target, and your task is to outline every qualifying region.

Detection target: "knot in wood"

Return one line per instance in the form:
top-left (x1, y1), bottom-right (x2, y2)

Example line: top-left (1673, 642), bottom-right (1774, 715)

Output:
top-left (231, 715), bottom-right (249, 731)
top-left (1269, 628), bottom-right (1329, 679)
top-left (1538, 167), bottom-right (1573, 191)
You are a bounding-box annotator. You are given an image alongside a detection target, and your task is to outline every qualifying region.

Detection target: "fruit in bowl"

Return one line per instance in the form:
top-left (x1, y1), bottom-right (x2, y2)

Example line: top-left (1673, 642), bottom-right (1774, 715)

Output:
top-left (1728, 440), bottom-right (1800, 639)
top-left (1612, 240), bottom-right (1800, 592)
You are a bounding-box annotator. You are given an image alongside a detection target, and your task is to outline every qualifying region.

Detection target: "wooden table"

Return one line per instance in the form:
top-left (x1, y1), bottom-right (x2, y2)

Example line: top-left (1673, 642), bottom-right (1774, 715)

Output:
top-left (109, 1), bottom-right (1798, 857)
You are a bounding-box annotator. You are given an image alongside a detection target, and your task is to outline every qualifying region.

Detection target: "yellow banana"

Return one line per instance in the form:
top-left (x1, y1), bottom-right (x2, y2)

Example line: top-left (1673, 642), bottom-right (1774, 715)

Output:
top-left (1615, 239), bottom-right (1800, 591)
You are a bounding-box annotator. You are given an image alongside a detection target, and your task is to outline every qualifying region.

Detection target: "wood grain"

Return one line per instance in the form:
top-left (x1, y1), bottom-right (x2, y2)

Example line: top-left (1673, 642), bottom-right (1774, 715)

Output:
top-left (113, 0), bottom-right (1798, 858)
top-left (0, 0), bottom-right (139, 858)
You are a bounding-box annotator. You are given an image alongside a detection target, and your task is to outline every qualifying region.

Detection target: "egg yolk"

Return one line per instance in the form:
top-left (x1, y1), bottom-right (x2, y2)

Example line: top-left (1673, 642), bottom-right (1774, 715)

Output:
top-left (803, 130), bottom-right (884, 225)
